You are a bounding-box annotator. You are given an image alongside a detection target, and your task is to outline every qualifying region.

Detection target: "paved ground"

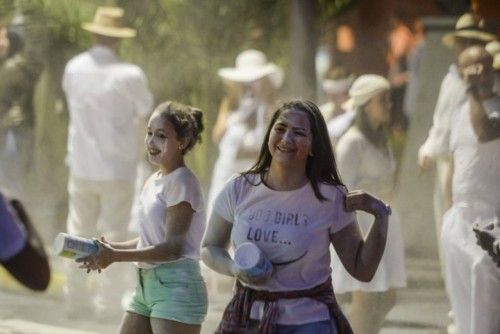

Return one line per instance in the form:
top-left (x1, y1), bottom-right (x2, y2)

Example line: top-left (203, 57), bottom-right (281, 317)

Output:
top-left (0, 257), bottom-right (450, 334)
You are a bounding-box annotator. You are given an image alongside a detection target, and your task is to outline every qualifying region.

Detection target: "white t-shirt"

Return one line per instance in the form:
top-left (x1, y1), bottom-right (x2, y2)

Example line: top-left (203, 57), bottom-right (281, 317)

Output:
top-left (63, 45), bottom-right (153, 181)
top-left (135, 167), bottom-right (205, 269)
top-left (213, 174), bottom-right (356, 325)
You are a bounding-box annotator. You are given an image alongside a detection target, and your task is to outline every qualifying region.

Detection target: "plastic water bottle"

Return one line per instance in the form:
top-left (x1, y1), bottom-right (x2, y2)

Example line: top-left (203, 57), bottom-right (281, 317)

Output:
top-left (53, 232), bottom-right (98, 260)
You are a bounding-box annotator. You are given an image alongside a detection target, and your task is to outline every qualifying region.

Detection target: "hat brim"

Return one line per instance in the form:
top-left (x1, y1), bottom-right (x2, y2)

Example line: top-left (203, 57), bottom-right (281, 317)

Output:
top-left (218, 64), bottom-right (284, 88)
top-left (494, 54), bottom-right (500, 70)
top-left (442, 30), bottom-right (496, 48)
top-left (82, 23), bottom-right (136, 38)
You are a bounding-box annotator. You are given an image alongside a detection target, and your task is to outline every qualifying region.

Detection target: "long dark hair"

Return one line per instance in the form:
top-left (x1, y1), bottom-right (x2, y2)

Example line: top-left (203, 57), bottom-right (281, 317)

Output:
top-left (355, 102), bottom-right (389, 149)
top-left (242, 100), bottom-right (344, 201)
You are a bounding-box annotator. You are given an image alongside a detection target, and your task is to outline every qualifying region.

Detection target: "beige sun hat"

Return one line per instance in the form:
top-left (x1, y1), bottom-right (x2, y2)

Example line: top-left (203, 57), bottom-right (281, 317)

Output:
top-left (442, 13), bottom-right (496, 48)
top-left (82, 6), bottom-right (136, 38)
top-left (486, 40), bottom-right (500, 70)
top-left (342, 74), bottom-right (390, 110)
top-left (218, 49), bottom-right (284, 88)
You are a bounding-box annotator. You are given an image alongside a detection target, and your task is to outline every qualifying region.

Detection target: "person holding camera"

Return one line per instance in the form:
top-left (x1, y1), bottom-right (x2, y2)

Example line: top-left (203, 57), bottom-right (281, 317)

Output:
top-left (440, 45), bottom-right (500, 334)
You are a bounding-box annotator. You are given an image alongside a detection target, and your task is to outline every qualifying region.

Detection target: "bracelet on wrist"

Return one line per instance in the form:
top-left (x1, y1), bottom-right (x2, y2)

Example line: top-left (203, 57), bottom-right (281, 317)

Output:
top-left (374, 202), bottom-right (391, 217)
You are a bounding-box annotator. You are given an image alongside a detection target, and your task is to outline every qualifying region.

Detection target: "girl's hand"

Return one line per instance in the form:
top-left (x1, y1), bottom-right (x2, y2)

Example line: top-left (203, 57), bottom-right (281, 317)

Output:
top-left (76, 237), bottom-right (115, 274)
top-left (345, 190), bottom-right (392, 217)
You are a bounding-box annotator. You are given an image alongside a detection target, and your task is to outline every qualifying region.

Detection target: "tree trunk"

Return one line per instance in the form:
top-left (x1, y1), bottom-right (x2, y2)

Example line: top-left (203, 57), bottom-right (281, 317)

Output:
top-left (288, 0), bottom-right (318, 101)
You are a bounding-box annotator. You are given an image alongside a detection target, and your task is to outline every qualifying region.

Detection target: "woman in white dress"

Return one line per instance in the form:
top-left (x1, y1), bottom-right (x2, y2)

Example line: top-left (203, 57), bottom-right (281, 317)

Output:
top-left (208, 49), bottom-right (283, 211)
top-left (331, 75), bottom-right (407, 334)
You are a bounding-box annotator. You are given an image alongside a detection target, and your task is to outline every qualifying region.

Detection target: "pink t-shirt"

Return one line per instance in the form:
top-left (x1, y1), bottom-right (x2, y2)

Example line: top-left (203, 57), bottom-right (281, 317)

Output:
top-left (213, 174), bottom-right (355, 325)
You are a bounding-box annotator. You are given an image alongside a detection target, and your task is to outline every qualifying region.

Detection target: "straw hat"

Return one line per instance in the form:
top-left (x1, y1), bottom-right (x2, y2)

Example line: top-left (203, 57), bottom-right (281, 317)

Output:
top-left (442, 13), bottom-right (496, 48)
top-left (82, 6), bottom-right (136, 38)
top-left (486, 40), bottom-right (500, 70)
top-left (218, 49), bottom-right (284, 88)
top-left (342, 74), bottom-right (390, 110)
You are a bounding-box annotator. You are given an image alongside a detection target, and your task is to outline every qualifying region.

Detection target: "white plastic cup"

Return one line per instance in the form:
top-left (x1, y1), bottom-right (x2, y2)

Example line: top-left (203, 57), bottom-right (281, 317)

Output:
top-left (234, 242), bottom-right (272, 279)
top-left (53, 232), bottom-right (98, 260)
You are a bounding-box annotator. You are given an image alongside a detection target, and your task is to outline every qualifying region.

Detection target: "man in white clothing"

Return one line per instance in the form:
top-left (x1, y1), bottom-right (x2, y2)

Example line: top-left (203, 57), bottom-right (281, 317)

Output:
top-left (441, 45), bottom-right (500, 334)
top-left (417, 13), bottom-right (495, 279)
top-left (62, 6), bottom-right (153, 319)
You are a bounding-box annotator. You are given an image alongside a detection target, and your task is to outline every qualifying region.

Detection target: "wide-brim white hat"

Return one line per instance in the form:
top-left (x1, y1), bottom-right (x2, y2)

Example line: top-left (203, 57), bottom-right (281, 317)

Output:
top-left (442, 13), bottom-right (496, 48)
top-left (342, 74), bottom-right (390, 110)
top-left (218, 49), bottom-right (284, 88)
top-left (82, 6), bottom-right (136, 39)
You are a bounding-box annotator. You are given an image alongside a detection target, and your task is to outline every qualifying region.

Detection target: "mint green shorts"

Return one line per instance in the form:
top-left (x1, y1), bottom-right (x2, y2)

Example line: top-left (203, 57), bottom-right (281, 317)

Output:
top-left (127, 259), bottom-right (208, 325)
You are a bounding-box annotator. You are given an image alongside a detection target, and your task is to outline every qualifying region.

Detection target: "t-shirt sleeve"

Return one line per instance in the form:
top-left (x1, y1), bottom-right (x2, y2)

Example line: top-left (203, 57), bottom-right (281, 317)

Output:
top-left (328, 186), bottom-right (356, 234)
top-left (163, 172), bottom-right (204, 212)
top-left (212, 176), bottom-right (240, 223)
top-left (0, 193), bottom-right (27, 261)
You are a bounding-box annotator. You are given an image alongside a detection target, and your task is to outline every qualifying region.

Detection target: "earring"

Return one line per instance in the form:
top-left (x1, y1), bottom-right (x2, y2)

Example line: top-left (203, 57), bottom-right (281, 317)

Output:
top-left (309, 152), bottom-right (314, 157)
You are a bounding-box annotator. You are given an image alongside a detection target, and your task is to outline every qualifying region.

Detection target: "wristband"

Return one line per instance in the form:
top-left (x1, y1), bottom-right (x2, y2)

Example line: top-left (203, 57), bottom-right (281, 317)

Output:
top-left (374, 201), bottom-right (392, 217)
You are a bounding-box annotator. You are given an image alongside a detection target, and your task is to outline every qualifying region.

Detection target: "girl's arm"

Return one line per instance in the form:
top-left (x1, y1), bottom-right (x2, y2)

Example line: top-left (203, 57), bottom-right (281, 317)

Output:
top-left (79, 201), bottom-right (193, 270)
top-left (330, 191), bottom-right (390, 282)
top-left (105, 238), bottom-right (139, 250)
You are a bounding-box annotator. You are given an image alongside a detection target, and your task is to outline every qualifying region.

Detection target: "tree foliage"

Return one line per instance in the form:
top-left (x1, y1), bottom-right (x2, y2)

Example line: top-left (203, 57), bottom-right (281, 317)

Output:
top-left (317, 0), bottom-right (361, 19)
top-left (1, 0), bottom-right (290, 186)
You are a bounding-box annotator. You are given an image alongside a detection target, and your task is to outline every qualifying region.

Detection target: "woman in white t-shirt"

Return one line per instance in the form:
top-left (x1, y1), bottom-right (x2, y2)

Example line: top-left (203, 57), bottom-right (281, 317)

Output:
top-left (78, 101), bottom-right (207, 334)
top-left (202, 100), bottom-right (392, 334)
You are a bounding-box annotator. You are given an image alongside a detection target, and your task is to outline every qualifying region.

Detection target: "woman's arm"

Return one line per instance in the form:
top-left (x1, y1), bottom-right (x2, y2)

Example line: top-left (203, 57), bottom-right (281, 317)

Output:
top-left (330, 191), bottom-right (390, 282)
top-left (79, 202), bottom-right (193, 270)
top-left (200, 213), bottom-right (235, 277)
top-left (212, 97), bottom-right (232, 144)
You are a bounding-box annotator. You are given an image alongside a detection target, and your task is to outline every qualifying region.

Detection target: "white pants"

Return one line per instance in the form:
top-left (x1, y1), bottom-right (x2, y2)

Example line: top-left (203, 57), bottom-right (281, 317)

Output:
top-left (65, 176), bottom-right (135, 314)
top-left (441, 203), bottom-right (500, 334)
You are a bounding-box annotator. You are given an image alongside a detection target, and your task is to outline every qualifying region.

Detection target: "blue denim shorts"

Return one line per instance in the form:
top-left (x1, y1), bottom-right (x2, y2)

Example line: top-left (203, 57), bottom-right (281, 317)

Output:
top-left (127, 258), bottom-right (208, 325)
top-left (247, 318), bottom-right (338, 334)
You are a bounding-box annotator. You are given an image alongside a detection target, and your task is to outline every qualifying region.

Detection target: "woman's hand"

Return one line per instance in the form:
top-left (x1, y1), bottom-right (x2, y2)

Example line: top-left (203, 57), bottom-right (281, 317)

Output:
top-left (76, 237), bottom-right (115, 273)
top-left (230, 261), bottom-right (272, 286)
top-left (345, 190), bottom-right (392, 217)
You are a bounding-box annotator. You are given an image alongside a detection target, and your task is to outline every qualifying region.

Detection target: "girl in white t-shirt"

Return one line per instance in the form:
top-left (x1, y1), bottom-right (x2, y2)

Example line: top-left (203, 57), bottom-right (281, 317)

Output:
top-left (202, 100), bottom-right (392, 334)
top-left (78, 101), bottom-right (207, 334)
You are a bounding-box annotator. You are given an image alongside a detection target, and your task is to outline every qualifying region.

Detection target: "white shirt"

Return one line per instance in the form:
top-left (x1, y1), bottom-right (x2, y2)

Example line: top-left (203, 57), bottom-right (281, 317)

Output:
top-left (449, 103), bottom-right (500, 207)
top-left (419, 64), bottom-right (467, 160)
top-left (135, 167), bottom-right (206, 269)
top-left (320, 103), bottom-right (356, 146)
top-left (63, 45), bottom-right (153, 181)
top-left (214, 174), bottom-right (355, 325)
